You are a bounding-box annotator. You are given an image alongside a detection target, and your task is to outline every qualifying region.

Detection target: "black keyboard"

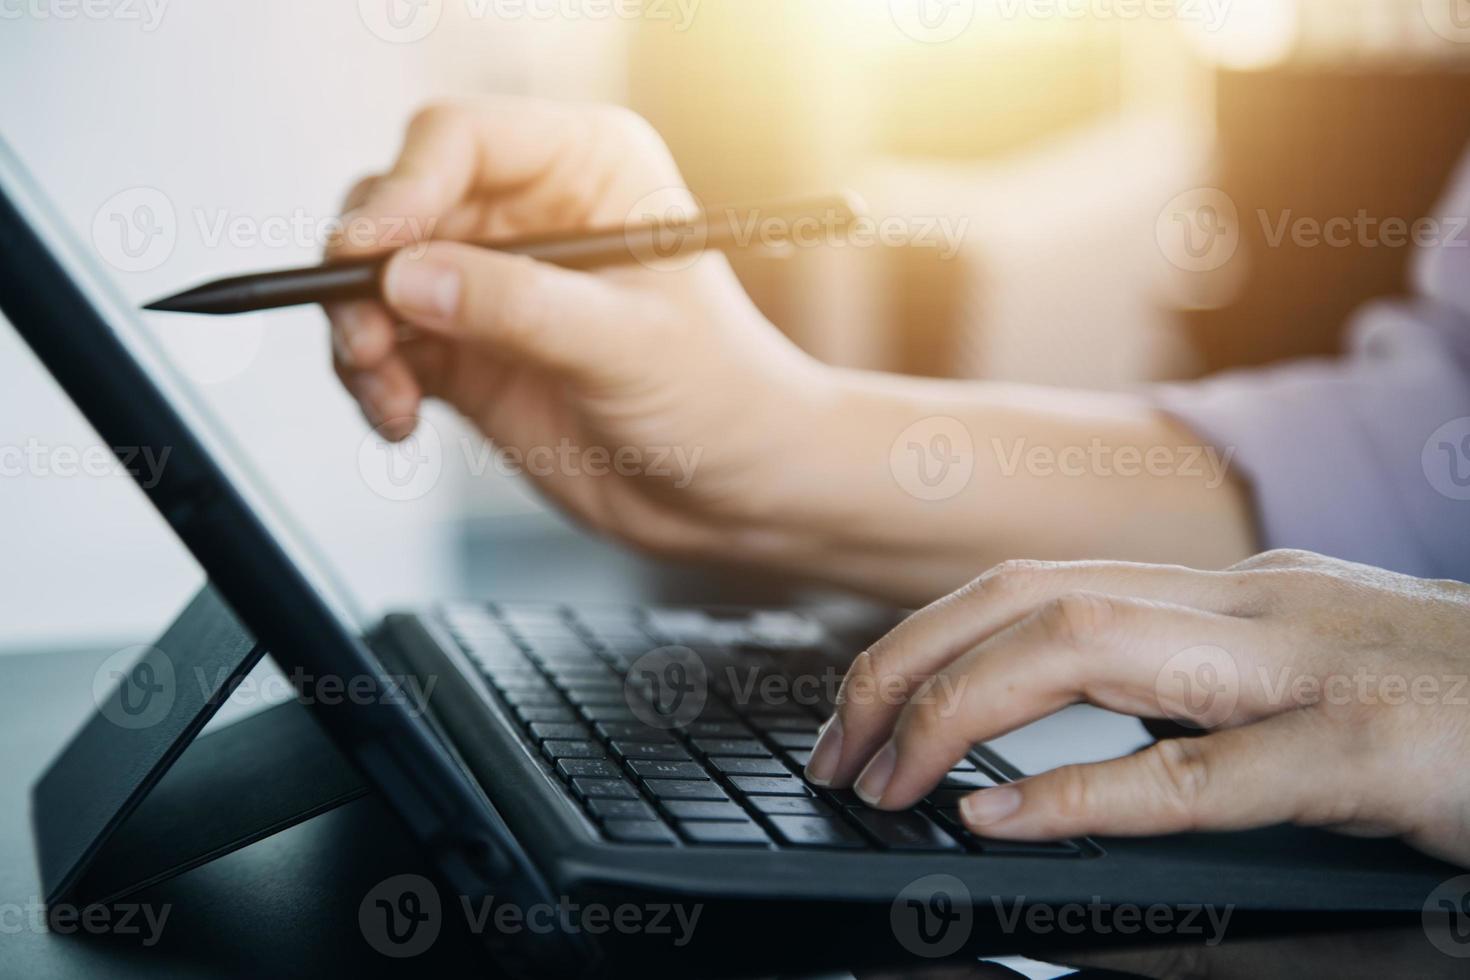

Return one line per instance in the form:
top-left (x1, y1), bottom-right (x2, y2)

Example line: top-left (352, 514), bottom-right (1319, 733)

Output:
top-left (440, 602), bottom-right (1086, 857)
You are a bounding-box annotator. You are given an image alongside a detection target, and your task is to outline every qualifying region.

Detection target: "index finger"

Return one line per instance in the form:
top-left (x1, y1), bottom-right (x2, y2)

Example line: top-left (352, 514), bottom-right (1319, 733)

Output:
top-left (806, 560), bottom-right (1260, 789)
top-left (330, 98), bottom-right (671, 261)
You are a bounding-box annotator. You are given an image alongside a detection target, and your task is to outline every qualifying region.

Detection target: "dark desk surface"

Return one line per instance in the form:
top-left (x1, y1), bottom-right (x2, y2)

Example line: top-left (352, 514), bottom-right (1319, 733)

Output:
top-left (3, 531), bottom-right (1465, 978)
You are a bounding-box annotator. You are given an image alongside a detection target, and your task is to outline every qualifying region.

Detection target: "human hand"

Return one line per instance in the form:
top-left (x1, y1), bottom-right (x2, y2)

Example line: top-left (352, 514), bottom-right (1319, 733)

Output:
top-left (326, 96), bottom-right (832, 558)
top-left (806, 549), bottom-right (1470, 866)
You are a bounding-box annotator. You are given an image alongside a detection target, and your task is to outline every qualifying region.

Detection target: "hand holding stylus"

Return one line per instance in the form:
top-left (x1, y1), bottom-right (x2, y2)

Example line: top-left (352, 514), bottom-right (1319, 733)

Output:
top-left (325, 96), bottom-right (840, 558)
top-left (324, 97), bottom-right (1256, 607)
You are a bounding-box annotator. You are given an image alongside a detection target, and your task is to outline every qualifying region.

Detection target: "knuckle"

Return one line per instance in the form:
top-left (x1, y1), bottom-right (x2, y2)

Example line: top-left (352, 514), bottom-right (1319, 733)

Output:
top-left (1232, 549), bottom-right (1320, 572)
top-left (1146, 739), bottom-right (1211, 823)
top-left (342, 174), bottom-right (381, 210)
top-left (980, 559), bottom-right (1054, 600)
top-left (1051, 765), bottom-right (1097, 820)
top-left (1039, 592), bottom-right (1120, 650)
top-left (835, 647), bottom-right (881, 711)
top-left (595, 105), bottom-right (661, 148)
top-left (896, 690), bottom-right (947, 744)
top-left (408, 101), bottom-right (465, 136)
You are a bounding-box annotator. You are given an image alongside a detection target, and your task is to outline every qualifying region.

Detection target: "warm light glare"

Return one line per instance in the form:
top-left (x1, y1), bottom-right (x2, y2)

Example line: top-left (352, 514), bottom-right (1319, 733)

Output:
top-left (1185, 0), bottom-right (1300, 69)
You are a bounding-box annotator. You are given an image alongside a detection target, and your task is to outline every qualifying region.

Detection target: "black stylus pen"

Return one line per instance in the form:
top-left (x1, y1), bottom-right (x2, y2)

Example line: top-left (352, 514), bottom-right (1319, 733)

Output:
top-left (143, 192), bottom-right (864, 316)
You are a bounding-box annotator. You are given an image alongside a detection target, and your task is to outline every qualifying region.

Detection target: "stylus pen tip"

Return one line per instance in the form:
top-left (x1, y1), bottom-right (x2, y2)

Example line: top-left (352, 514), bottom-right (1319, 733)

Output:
top-left (142, 291), bottom-right (203, 313)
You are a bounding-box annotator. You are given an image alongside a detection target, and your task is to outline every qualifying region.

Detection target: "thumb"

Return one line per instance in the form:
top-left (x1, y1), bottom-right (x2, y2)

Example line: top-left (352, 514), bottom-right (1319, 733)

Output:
top-left (381, 241), bottom-right (651, 377)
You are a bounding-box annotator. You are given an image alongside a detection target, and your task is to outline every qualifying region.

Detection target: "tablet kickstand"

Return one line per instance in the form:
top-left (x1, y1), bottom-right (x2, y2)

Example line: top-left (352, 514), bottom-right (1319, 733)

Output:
top-left (31, 585), bottom-right (367, 912)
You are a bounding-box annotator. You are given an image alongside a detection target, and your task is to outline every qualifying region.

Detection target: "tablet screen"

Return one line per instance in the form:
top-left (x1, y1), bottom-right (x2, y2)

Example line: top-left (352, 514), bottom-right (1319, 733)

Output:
top-left (0, 137), bottom-right (369, 638)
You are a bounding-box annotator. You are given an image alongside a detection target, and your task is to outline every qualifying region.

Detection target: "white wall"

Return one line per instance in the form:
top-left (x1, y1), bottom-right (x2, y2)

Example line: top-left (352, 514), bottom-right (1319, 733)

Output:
top-left (0, 3), bottom-right (629, 651)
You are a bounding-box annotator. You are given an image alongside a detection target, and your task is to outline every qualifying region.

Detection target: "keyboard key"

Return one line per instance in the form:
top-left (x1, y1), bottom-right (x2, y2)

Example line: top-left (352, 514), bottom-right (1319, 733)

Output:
top-left (686, 722), bottom-right (752, 738)
top-left (528, 722), bottom-right (590, 742)
top-left (749, 714), bottom-right (821, 733)
top-left (557, 673), bottom-right (623, 689)
top-left (580, 704), bottom-right (643, 723)
top-left (594, 722), bottom-right (675, 743)
top-left (784, 750), bottom-right (813, 769)
top-left (941, 771), bottom-right (999, 790)
top-left (628, 761), bottom-right (705, 779)
top-left (693, 739), bottom-right (770, 757)
top-left (588, 798), bottom-right (657, 822)
top-left (491, 673), bottom-right (552, 692)
top-left (571, 778), bottom-right (639, 801)
top-left (612, 741), bottom-right (691, 762)
top-left (949, 758), bottom-right (978, 772)
top-left (729, 776), bottom-right (809, 796)
top-left (542, 740), bottom-right (606, 761)
top-left (563, 688), bottom-right (629, 707)
top-left (769, 731), bottom-right (818, 750)
top-left (767, 816), bottom-right (866, 849)
top-left (687, 702), bottom-right (737, 721)
top-left (557, 758), bottom-right (622, 780)
top-left (678, 821), bottom-right (770, 847)
top-left (501, 689), bottom-right (565, 707)
top-left (848, 810), bottom-right (962, 851)
top-left (603, 820), bottom-right (677, 845)
top-left (926, 789), bottom-right (979, 809)
top-left (737, 700), bottom-right (801, 717)
top-left (515, 706), bottom-right (577, 725)
top-left (747, 796), bottom-right (833, 817)
top-left (644, 779), bottom-right (729, 802)
top-left (710, 757), bottom-right (790, 777)
top-left (662, 801), bottom-right (747, 821)
top-left (544, 664), bottom-right (616, 680)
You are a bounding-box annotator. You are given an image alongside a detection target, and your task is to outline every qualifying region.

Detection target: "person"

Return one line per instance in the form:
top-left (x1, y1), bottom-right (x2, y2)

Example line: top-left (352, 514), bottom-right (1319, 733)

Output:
top-left (324, 97), bottom-right (1470, 867)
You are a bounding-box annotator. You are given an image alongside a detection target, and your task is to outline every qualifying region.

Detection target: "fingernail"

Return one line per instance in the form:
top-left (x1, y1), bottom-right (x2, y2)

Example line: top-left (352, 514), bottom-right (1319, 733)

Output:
top-left (804, 715), bottom-right (844, 787)
top-left (386, 256), bottom-right (460, 323)
top-left (960, 786), bottom-right (1023, 827)
top-left (854, 740), bottom-right (897, 806)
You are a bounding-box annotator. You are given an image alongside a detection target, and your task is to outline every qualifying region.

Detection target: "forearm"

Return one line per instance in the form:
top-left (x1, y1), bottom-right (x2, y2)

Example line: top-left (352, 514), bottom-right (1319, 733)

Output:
top-left (725, 368), bottom-right (1259, 605)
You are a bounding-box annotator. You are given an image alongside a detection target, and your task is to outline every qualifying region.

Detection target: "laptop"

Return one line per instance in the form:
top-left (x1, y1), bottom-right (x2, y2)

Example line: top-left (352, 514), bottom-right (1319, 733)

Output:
top-left (0, 137), bottom-right (1455, 975)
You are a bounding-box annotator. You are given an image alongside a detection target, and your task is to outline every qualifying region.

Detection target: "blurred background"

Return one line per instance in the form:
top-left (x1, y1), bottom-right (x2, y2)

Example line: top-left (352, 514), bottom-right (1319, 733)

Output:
top-left (2, 0), bottom-right (1469, 651)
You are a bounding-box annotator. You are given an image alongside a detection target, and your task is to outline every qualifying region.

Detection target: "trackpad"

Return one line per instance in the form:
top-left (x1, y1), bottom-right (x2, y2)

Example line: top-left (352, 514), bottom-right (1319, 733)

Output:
top-left (987, 705), bottom-right (1151, 776)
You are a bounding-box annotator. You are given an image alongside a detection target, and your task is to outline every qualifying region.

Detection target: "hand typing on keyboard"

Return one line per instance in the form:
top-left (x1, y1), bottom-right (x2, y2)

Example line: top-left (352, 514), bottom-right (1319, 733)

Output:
top-left (805, 550), bottom-right (1470, 869)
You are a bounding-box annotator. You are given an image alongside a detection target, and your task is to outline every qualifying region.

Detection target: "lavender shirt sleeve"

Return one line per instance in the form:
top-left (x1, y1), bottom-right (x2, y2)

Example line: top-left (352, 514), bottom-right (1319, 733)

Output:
top-left (1153, 151), bottom-right (1470, 583)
